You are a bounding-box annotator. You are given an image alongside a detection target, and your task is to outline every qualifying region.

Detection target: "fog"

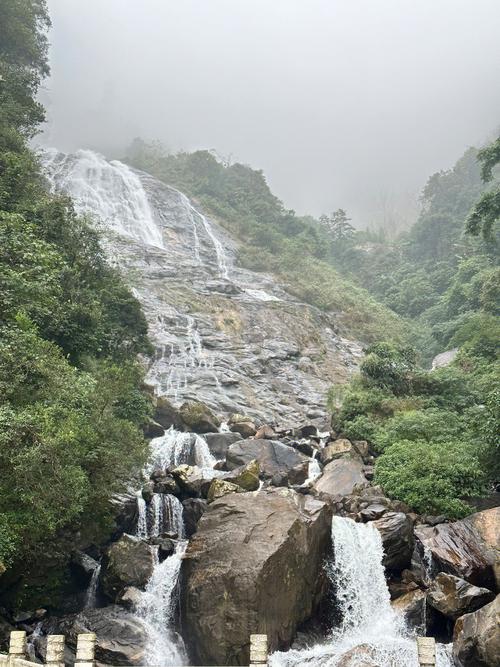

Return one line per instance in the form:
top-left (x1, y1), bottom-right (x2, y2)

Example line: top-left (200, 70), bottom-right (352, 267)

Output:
top-left (41, 0), bottom-right (500, 227)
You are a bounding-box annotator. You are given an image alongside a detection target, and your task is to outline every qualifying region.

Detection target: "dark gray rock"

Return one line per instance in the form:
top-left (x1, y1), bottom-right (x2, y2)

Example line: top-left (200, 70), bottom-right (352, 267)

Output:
top-left (226, 438), bottom-right (307, 482)
top-left (453, 594), bottom-right (499, 666)
top-left (373, 512), bottom-right (414, 572)
top-left (56, 605), bottom-right (148, 665)
top-left (182, 498), bottom-right (207, 537)
top-left (428, 573), bottom-right (495, 620)
top-left (204, 431), bottom-right (242, 459)
top-left (101, 535), bottom-right (156, 600)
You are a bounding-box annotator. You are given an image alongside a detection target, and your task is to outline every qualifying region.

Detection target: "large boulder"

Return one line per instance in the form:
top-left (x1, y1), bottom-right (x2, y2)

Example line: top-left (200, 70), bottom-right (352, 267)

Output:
top-left (170, 464), bottom-right (212, 497)
top-left (229, 421), bottom-right (257, 438)
top-left (56, 605), bottom-right (148, 665)
top-left (181, 488), bottom-right (332, 665)
top-left (453, 594), bottom-right (499, 666)
top-left (373, 512), bottom-right (414, 572)
top-left (154, 396), bottom-right (183, 430)
top-left (313, 458), bottom-right (368, 500)
top-left (226, 439), bottom-right (307, 482)
top-left (428, 573), bottom-right (495, 620)
top-left (207, 479), bottom-right (242, 503)
top-left (391, 589), bottom-right (427, 632)
top-left (182, 498), bottom-right (207, 537)
top-left (320, 438), bottom-right (354, 465)
top-left (179, 401), bottom-right (220, 433)
top-left (415, 508), bottom-right (499, 590)
top-left (204, 432), bottom-right (242, 459)
top-left (101, 535), bottom-right (156, 600)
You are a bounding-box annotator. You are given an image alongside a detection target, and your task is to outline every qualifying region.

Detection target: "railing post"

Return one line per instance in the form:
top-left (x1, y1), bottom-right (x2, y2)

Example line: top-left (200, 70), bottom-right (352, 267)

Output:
top-left (249, 634), bottom-right (268, 666)
top-left (75, 633), bottom-right (96, 667)
top-left (45, 635), bottom-right (65, 667)
top-left (417, 637), bottom-right (436, 666)
top-left (8, 631), bottom-right (26, 667)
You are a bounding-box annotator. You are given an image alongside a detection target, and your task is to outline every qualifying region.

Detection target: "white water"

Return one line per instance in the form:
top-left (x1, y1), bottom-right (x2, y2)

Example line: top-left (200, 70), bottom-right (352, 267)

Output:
top-left (270, 517), bottom-right (453, 667)
top-left (136, 494), bottom-right (187, 667)
top-left (42, 148), bottom-right (164, 248)
top-left (84, 563), bottom-right (101, 609)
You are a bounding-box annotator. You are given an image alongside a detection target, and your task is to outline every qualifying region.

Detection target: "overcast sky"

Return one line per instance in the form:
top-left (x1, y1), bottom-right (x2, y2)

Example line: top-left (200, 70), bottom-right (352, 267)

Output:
top-left (41, 0), bottom-right (500, 227)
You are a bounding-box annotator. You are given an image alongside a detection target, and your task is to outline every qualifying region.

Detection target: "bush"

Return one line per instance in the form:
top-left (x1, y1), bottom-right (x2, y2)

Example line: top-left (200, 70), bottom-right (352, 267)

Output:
top-left (375, 439), bottom-right (486, 517)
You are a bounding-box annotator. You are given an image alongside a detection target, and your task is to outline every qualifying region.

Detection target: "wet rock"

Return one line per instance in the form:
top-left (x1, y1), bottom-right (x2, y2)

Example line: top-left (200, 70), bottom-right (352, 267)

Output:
top-left (428, 573), bottom-right (495, 620)
top-left (414, 508), bottom-right (499, 590)
top-left (223, 459), bottom-right (260, 491)
top-left (373, 512), bottom-right (414, 572)
top-left (154, 396), bottom-right (183, 430)
top-left (116, 586), bottom-right (142, 610)
top-left (360, 503), bottom-right (387, 522)
top-left (56, 605), bottom-right (147, 665)
top-left (181, 488), bottom-right (332, 665)
top-left (254, 425), bottom-right (276, 439)
top-left (141, 481), bottom-right (154, 503)
top-left (170, 464), bottom-right (212, 497)
top-left (143, 419), bottom-right (164, 438)
top-left (226, 438), bottom-right (307, 482)
top-left (101, 536), bottom-right (156, 600)
top-left (453, 594), bottom-right (499, 666)
top-left (207, 479), bottom-right (242, 503)
top-left (295, 425), bottom-right (318, 438)
top-left (336, 644), bottom-right (376, 666)
top-left (292, 439), bottom-right (316, 457)
top-left (392, 589), bottom-right (427, 632)
top-left (70, 552), bottom-right (100, 587)
top-left (320, 438), bottom-right (354, 464)
top-left (179, 401), bottom-right (220, 433)
top-left (204, 431), bottom-right (242, 459)
top-left (363, 465), bottom-right (375, 481)
top-left (229, 421), bottom-right (257, 438)
top-left (182, 498), bottom-right (207, 537)
top-left (151, 473), bottom-right (179, 495)
top-left (286, 460), bottom-right (311, 486)
top-left (313, 458), bottom-right (368, 500)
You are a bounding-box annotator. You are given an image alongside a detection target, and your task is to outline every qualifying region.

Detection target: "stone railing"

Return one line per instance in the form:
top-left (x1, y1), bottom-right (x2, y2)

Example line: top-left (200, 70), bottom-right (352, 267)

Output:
top-left (1, 631), bottom-right (269, 667)
top-left (1, 631), bottom-right (437, 666)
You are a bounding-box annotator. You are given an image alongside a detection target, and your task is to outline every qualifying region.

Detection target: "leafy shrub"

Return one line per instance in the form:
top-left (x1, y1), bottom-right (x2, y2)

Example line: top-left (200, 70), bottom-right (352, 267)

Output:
top-left (375, 439), bottom-right (486, 517)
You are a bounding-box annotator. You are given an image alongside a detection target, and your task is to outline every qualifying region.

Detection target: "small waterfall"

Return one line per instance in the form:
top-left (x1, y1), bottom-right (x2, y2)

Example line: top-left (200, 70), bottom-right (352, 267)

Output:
top-left (177, 191), bottom-right (230, 279)
top-left (270, 516), bottom-right (453, 667)
top-left (41, 148), bottom-right (164, 248)
top-left (136, 491), bottom-right (148, 539)
top-left (136, 494), bottom-right (187, 667)
top-left (147, 428), bottom-right (194, 474)
top-left (84, 564), bottom-right (101, 609)
top-left (193, 434), bottom-right (217, 470)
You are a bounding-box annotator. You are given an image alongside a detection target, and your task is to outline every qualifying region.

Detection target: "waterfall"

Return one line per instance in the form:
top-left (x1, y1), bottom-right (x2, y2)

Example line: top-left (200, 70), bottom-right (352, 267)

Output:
top-left (270, 516), bottom-right (453, 667)
top-left (41, 148), bottom-right (164, 248)
top-left (177, 191), bottom-right (230, 279)
top-left (84, 564), bottom-right (102, 609)
top-left (136, 491), bottom-right (148, 539)
top-left (136, 494), bottom-right (187, 667)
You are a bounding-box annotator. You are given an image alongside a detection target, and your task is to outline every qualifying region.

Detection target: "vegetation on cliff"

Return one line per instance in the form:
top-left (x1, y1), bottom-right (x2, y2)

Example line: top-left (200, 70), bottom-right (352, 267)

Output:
top-left (0, 0), bottom-right (152, 582)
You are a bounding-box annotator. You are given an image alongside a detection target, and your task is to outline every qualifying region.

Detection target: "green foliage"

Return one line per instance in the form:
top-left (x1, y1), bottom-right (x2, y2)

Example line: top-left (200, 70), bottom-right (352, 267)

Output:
top-left (0, 1), bottom-right (152, 584)
top-left (466, 136), bottom-right (500, 240)
top-left (375, 439), bottom-right (486, 517)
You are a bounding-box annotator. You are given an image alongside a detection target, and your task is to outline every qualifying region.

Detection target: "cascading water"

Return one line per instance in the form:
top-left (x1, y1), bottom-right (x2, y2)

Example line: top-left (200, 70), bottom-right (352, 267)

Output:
top-left (132, 427), bottom-right (219, 666)
top-left (135, 494), bottom-right (188, 667)
top-left (84, 564), bottom-right (102, 610)
top-left (42, 148), bottom-right (164, 248)
top-left (270, 516), bottom-right (453, 667)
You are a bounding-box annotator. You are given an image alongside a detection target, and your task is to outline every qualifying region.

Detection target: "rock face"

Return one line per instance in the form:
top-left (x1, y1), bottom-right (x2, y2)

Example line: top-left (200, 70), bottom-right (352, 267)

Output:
top-left (453, 594), bottom-right (500, 667)
top-left (428, 573), bottom-right (495, 620)
top-left (56, 606), bottom-right (147, 665)
top-left (179, 401), bottom-right (220, 433)
top-left (415, 508), bottom-right (499, 590)
top-left (204, 432), bottom-right (242, 459)
top-left (320, 438), bottom-right (354, 464)
top-left (225, 439), bottom-right (307, 482)
top-left (313, 458), bottom-right (368, 500)
top-left (101, 535), bottom-right (156, 600)
top-left (181, 488), bottom-right (332, 665)
top-left (154, 396), bottom-right (182, 430)
top-left (373, 512), bottom-right (414, 573)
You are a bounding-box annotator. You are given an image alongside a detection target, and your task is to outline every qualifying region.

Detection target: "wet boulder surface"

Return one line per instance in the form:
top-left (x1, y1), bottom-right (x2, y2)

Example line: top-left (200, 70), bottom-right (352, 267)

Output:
top-left (181, 487), bottom-right (332, 665)
top-left (453, 594), bottom-right (500, 667)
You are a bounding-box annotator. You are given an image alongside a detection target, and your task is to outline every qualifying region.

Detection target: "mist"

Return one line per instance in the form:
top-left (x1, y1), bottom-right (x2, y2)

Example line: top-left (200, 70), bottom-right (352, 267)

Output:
top-left (41, 0), bottom-right (500, 227)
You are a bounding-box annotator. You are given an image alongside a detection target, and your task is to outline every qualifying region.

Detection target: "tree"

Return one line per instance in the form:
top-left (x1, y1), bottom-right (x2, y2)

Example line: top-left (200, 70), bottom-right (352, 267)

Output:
top-left (466, 136), bottom-right (500, 240)
top-left (319, 208), bottom-right (355, 242)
